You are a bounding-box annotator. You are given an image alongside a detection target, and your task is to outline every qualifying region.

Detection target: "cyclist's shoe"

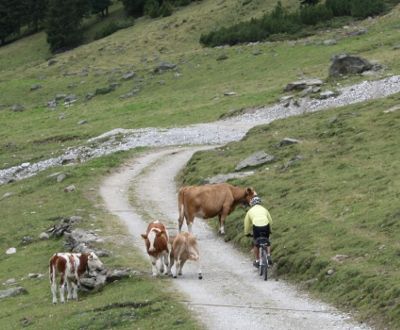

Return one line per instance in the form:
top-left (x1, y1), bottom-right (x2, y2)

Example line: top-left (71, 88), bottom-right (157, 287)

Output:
top-left (267, 256), bottom-right (273, 266)
top-left (253, 260), bottom-right (260, 268)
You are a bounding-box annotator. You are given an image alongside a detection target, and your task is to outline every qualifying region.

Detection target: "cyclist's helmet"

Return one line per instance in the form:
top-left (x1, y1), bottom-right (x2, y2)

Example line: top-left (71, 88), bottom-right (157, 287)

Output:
top-left (249, 196), bottom-right (261, 207)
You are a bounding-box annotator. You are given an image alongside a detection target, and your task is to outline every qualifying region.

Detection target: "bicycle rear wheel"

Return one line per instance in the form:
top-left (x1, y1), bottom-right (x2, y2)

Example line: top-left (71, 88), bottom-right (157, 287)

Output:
top-left (258, 247), bottom-right (263, 276)
top-left (261, 247), bottom-right (268, 281)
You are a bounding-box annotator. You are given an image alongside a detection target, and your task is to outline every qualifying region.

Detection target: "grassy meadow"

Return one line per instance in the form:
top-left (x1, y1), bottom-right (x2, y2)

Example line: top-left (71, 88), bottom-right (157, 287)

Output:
top-left (0, 0), bottom-right (400, 329)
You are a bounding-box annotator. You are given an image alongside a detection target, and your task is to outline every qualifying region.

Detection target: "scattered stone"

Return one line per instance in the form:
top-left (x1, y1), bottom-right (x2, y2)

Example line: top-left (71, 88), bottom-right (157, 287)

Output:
top-left (224, 91), bottom-right (236, 96)
top-left (346, 29), bottom-right (367, 37)
top-left (119, 89), bottom-right (140, 99)
top-left (252, 49), bottom-right (262, 56)
top-left (20, 317), bottom-right (32, 327)
top-left (47, 99), bottom-right (57, 108)
top-left (55, 94), bottom-right (66, 101)
top-left (154, 62), bottom-right (176, 73)
top-left (383, 105), bottom-right (400, 113)
top-left (284, 79), bottom-right (323, 92)
top-left (0, 287), bottom-right (27, 299)
top-left (11, 104), bottom-right (25, 112)
top-left (58, 113), bottom-right (65, 120)
top-left (203, 171), bottom-right (255, 184)
top-left (235, 151), bottom-right (275, 171)
top-left (331, 254), bottom-right (349, 263)
top-left (326, 269), bottom-right (335, 276)
top-left (280, 95), bottom-right (294, 103)
top-left (319, 90), bottom-right (339, 99)
top-left (64, 94), bottom-right (77, 103)
top-left (57, 173), bottom-right (67, 182)
top-left (3, 278), bottom-right (16, 286)
top-left (216, 54), bottom-right (228, 61)
top-left (121, 71), bottom-right (135, 80)
top-left (281, 155), bottom-right (304, 171)
top-left (39, 232), bottom-right (49, 240)
top-left (85, 92), bottom-right (95, 100)
top-left (64, 185), bottom-right (76, 193)
top-left (106, 268), bottom-right (134, 283)
top-left (48, 59), bottom-right (57, 66)
top-left (78, 120), bottom-right (88, 125)
top-left (95, 86), bottom-right (114, 95)
top-left (28, 273), bottom-right (42, 279)
top-left (277, 138), bottom-right (300, 147)
top-left (79, 273), bottom-right (107, 292)
top-left (6, 247), bottom-right (16, 255)
top-left (30, 84), bottom-right (42, 91)
top-left (329, 54), bottom-right (373, 77)
top-left (323, 39), bottom-right (337, 46)
top-left (21, 236), bottom-right (33, 245)
top-left (1, 192), bottom-right (14, 200)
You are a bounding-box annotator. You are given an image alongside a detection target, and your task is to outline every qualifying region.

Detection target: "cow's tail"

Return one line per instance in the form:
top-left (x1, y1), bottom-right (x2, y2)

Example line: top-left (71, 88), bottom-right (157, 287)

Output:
top-left (49, 254), bottom-right (56, 285)
top-left (177, 187), bottom-right (185, 232)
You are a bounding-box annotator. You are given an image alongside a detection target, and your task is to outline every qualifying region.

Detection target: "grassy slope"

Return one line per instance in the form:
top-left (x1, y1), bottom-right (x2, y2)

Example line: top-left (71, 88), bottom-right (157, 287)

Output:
top-left (0, 0), bottom-right (400, 329)
top-left (178, 95), bottom-right (400, 328)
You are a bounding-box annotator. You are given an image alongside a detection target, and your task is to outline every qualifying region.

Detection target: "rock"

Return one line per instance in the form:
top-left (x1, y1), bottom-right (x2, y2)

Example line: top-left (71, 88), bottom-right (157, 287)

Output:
top-left (119, 89), bottom-right (140, 99)
top-left (383, 105), bottom-right (400, 113)
top-left (331, 254), bottom-right (349, 263)
top-left (85, 92), bottom-right (95, 100)
top-left (106, 268), bottom-right (134, 283)
top-left (0, 287), bottom-right (27, 299)
top-left (28, 273), bottom-right (42, 279)
top-left (6, 247), bottom-right (16, 255)
top-left (78, 120), bottom-right (88, 125)
top-left (64, 185), bottom-right (76, 193)
top-left (21, 236), bottom-right (33, 245)
top-left (1, 192), bottom-right (14, 200)
top-left (3, 278), bottom-right (16, 286)
top-left (11, 104), bottom-right (25, 112)
top-left (318, 90), bottom-right (339, 99)
top-left (47, 99), bottom-right (57, 108)
top-left (252, 49), bottom-right (262, 56)
top-left (284, 79), bottom-right (323, 92)
top-left (329, 54), bottom-right (373, 77)
top-left (48, 59), bottom-right (57, 66)
top-left (277, 138), bottom-right (300, 147)
top-left (95, 86), bottom-right (114, 95)
top-left (79, 274), bottom-right (107, 292)
top-left (56, 173), bottom-right (67, 182)
top-left (30, 84), bottom-right (42, 91)
top-left (154, 62), bottom-right (176, 73)
top-left (323, 39), bottom-right (337, 46)
top-left (203, 171), bottom-right (255, 184)
top-left (235, 151), bottom-right (275, 171)
top-left (346, 29), bottom-right (367, 37)
top-left (326, 269), bottom-right (335, 276)
top-left (216, 54), bottom-right (228, 61)
top-left (55, 94), bottom-right (66, 101)
top-left (121, 71), bottom-right (135, 80)
top-left (39, 232), bottom-right (49, 240)
top-left (64, 94), bottom-right (77, 103)
top-left (224, 91), bottom-right (236, 96)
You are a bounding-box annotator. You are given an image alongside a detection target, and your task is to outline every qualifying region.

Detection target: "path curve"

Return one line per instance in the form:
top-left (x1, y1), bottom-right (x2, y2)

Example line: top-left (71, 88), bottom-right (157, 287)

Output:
top-left (100, 146), bottom-right (370, 330)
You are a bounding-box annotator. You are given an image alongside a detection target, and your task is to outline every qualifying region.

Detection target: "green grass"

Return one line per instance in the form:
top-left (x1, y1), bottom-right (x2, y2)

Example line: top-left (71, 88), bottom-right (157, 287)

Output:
top-left (1, 0), bottom-right (400, 329)
top-left (0, 149), bottom-right (200, 330)
top-left (178, 94), bottom-right (400, 329)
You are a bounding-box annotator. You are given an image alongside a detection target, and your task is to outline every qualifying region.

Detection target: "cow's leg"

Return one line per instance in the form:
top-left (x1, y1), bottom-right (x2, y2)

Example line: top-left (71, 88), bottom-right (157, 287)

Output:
top-left (66, 279), bottom-right (72, 301)
top-left (159, 255), bottom-right (165, 274)
top-left (173, 259), bottom-right (180, 278)
top-left (178, 214), bottom-right (184, 233)
top-left (169, 252), bottom-right (175, 277)
top-left (71, 281), bottom-right (78, 300)
top-left (150, 256), bottom-right (158, 276)
top-left (197, 260), bottom-right (203, 280)
top-left (218, 213), bottom-right (228, 235)
top-left (59, 275), bottom-right (66, 303)
top-left (51, 280), bottom-right (58, 304)
top-left (178, 259), bottom-right (186, 276)
top-left (187, 214), bottom-right (194, 233)
top-left (162, 251), bottom-right (170, 275)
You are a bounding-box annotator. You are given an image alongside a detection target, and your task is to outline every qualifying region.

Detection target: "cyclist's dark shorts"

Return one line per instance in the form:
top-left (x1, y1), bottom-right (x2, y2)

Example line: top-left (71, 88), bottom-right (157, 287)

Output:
top-left (253, 224), bottom-right (271, 246)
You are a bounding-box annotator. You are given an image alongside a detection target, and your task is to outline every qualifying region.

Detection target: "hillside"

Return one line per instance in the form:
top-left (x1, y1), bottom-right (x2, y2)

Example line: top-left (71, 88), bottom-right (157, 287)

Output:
top-left (0, 0), bottom-right (399, 329)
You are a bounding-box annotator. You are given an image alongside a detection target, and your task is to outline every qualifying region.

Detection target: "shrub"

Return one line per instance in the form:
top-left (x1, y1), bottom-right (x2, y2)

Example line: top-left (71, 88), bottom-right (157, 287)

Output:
top-left (144, 0), bottom-right (160, 18)
top-left (350, 0), bottom-right (385, 18)
top-left (300, 4), bottom-right (333, 25)
top-left (159, 1), bottom-right (174, 17)
top-left (94, 18), bottom-right (134, 40)
top-left (325, 0), bottom-right (351, 16)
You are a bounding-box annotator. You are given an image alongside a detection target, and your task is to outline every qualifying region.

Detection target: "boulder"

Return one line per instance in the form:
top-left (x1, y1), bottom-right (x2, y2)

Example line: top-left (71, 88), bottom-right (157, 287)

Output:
top-left (121, 71), bottom-right (135, 80)
top-left (0, 287), bottom-right (27, 299)
top-left (106, 268), bottom-right (135, 283)
top-left (6, 247), bottom-right (16, 255)
top-left (64, 185), bottom-right (76, 193)
top-left (235, 151), bottom-right (275, 171)
top-left (11, 104), bottom-right (25, 112)
top-left (203, 171), bottom-right (255, 184)
top-left (3, 278), bottom-right (16, 285)
top-left (284, 79), bottom-right (323, 92)
top-left (154, 62), bottom-right (176, 73)
top-left (39, 232), bottom-right (49, 240)
top-left (30, 84), bottom-right (42, 91)
top-left (329, 54), bottom-right (373, 77)
top-left (277, 137), bottom-right (300, 147)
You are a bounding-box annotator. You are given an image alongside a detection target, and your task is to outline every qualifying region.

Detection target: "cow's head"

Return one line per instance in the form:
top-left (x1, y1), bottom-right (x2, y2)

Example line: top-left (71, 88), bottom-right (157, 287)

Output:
top-left (87, 252), bottom-right (104, 272)
top-left (143, 228), bottom-right (163, 252)
top-left (243, 187), bottom-right (257, 207)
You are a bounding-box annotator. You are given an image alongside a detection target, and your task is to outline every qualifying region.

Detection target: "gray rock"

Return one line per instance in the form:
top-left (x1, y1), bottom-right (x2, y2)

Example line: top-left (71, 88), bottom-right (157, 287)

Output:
top-left (154, 62), bottom-right (176, 73)
top-left (277, 137), bottom-right (300, 147)
top-left (106, 268), bottom-right (134, 283)
top-left (85, 92), bottom-right (95, 100)
top-left (0, 287), bottom-right (27, 299)
top-left (329, 54), bottom-right (373, 77)
top-left (383, 105), bottom-right (400, 113)
top-left (3, 278), bottom-right (16, 285)
top-left (326, 269), bottom-right (335, 276)
top-left (64, 94), bottom-right (77, 103)
top-left (331, 254), bottom-right (349, 263)
top-left (1, 192), bottom-right (14, 200)
top-left (284, 79), bottom-right (323, 92)
top-left (119, 89), bottom-right (140, 99)
top-left (55, 94), bottom-right (66, 101)
top-left (11, 104), bottom-right (25, 112)
top-left (346, 29), bottom-right (367, 37)
top-left (216, 54), bottom-right (228, 61)
top-left (30, 84), bottom-right (42, 91)
top-left (203, 171), bottom-right (255, 184)
top-left (319, 90), bottom-right (339, 99)
top-left (6, 247), bottom-right (16, 255)
top-left (57, 173), bottom-right (67, 182)
top-left (122, 71), bottom-right (135, 80)
top-left (47, 99), bottom-right (57, 108)
top-left (323, 39), bottom-right (337, 46)
top-left (64, 185), bottom-right (76, 193)
top-left (21, 236), bottom-right (33, 245)
top-left (79, 274), bottom-right (107, 292)
top-left (78, 120), bottom-right (88, 125)
top-left (39, 232), bottom-right (49, 240)
top-left (28, 273), bottom-right (42, 279)
top-left (224, 91), bottom-right (236, 96)
top-left (95, 86), bottom-right (114, 95)
top-left (235, 151), bottom-right (275, 171)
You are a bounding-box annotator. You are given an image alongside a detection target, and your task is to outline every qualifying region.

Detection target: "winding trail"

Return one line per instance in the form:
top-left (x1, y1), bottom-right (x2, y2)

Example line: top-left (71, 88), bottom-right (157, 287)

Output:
top-left (100, 147), bottom-right (370, 330)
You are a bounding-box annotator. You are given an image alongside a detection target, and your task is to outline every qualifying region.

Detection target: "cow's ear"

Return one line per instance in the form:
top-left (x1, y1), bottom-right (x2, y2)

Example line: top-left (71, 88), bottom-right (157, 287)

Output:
top-left (246, 187), bottom-right (253, 195)
top-left (141, 234), bottom-right (147, 240)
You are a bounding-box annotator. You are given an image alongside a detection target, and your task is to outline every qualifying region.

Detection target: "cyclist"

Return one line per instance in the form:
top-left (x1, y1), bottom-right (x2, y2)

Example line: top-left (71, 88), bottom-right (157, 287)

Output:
top-left (244, 196), bottom-right (273, 268)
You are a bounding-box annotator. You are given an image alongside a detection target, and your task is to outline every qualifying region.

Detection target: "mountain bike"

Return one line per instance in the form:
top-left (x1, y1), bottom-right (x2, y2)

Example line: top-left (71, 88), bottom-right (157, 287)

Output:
top-left (255, 235), bottom-right (270, 281)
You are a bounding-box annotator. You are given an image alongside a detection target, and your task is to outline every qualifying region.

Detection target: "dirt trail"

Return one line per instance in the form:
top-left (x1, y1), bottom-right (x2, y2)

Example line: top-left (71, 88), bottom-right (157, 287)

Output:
top-left (100, 146), bottom-right (370, 330)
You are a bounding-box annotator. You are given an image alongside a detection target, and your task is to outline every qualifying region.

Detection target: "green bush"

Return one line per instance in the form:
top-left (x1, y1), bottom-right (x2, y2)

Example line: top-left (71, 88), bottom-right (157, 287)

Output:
top-left (325, 0), bottom-right (351, 16)
top-left (350, 0), bottom-right (386, 18)
top-left (144, 0), bottom-right (160, 18)
top-left (300, 4), bottom-right (333, 25)
top-left (94, 18), bottom-right (134, 40)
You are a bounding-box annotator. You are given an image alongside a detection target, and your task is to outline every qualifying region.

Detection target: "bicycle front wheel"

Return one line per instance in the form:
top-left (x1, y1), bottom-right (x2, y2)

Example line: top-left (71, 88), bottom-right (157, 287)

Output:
top-left (261, 248), bottom-right (268, 281)
top-left (259, 247), bottom-right (264, 276)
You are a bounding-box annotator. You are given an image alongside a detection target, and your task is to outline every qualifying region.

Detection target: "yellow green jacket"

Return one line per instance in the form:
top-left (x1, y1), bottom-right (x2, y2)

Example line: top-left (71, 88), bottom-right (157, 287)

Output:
top-left (244, 204), bottom-right (273, 235)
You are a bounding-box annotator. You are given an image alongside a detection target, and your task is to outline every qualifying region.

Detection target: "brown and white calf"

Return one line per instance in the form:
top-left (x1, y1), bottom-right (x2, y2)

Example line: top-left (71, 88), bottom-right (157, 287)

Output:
top-left (49, 252), bottom-right (103, 304)
top-left (170, 232), bottom-right (202, 279)
top-left (141, 220), bottom-right (171, 276)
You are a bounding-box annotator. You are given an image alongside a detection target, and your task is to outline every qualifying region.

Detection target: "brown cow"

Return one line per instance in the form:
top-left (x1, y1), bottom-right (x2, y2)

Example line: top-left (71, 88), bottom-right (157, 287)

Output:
top-left (178, 183), bottom-right (256, 235)
top-left (141, 220), bottom-right (171, 276)
top-left (170, 232), bottom-right (202, 279)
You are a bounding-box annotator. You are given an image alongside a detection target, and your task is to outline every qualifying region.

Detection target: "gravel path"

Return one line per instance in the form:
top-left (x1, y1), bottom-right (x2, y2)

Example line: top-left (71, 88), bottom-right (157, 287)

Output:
top-left (1, 75), bottom-right (400, 185)
top-left (100, 147), bottom-right (370, 330)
